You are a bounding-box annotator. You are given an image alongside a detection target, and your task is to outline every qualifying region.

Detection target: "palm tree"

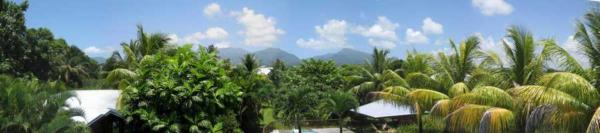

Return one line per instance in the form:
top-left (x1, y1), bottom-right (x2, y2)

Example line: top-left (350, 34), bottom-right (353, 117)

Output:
top-left (502, 26), bottom-right (583, 86)
top-left (351, 48), bottom-right (410, 103)
top-left (318, 91), bottom-right (359, 133)
top-left (269, 59), bottom-right (286, 88)
top-left (436, 36), bottom-right (482, 84)
top-left (233, 53), bottom-right (264, 133)
top-left (105, 25), bottom-right (169, 89)
top-left (575, 7), bottom-right (600, 89)
top-left (0, 75), bottom-right (87, 133)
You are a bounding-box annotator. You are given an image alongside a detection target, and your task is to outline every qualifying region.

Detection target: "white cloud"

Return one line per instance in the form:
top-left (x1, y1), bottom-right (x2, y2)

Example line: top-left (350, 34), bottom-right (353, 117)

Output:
top-left (422, 17), bottom-right (443, 35)
top-left (213, 41), bottom-right (231, 48)
top-left (475, 33), bottom-right (509, 66)
top-left (405, 28), bottom-right (428, 44)
top-left (170, 27), bottom-right (230, 47)
top-left (297, 19), bottom-right (349, 50)
top-left (354, 16), bottom-right (399, 48)
top-left (204, 3), bottom-right (221, 17)
top-left (181, 32), bottom-right (205, 44)
top-left (204, 27), bottom-right (229, 40)
top-left (83, 46), bottom-right (114, 55)
top-left (167, 34), bottom-right (179, 44)
top-left (84, 46), bottom-right (101, 54)
top-left (472, 0), bottom-right (513, 16)
top-left (233, 7), bottom-right (285, 47)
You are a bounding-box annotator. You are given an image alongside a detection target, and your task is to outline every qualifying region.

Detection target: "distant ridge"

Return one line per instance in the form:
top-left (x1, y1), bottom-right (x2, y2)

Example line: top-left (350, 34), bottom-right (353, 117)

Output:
top-left (254, 48), bottom-right (301, 66)
top-left (92, 57), bottom-right (106, 64)
top-left (218, 47), bottom-right (301, 66)
top-left (312, 48), bottom-right (371, 65)
top-left (217, 47), bottom-right (249, 65)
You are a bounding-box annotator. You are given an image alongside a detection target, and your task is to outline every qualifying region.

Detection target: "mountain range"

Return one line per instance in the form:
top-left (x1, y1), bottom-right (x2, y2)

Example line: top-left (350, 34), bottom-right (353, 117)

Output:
top-left (218, 47), bottom-right (371, 66)
top-left (312, 48), bottom-right (371, 65)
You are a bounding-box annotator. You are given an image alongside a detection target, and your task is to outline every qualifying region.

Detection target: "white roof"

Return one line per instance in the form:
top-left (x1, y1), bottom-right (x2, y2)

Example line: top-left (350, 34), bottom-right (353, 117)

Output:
top-left (66, 90), bottom-right (120, 123)
top-left (351, 99), bottom-right (414, 118)
top-left (257, 67), bottom-right (272, 75)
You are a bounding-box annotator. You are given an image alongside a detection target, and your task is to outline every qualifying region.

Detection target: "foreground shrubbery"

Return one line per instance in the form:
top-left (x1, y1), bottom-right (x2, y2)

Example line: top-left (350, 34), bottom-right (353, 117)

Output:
top-left (0, 75), bottom-right (89, 133)
top-left (120, 45), bottom-right (244, 132)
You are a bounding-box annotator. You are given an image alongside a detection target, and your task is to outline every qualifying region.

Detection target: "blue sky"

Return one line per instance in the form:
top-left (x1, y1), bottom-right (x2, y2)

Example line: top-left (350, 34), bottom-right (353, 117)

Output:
top-left (22, 0), bottom-right (593, 59)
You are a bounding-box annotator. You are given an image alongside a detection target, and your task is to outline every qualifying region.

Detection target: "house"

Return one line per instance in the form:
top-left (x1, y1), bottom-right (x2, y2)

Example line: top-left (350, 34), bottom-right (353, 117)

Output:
top-left (66, 90), bottom-right (124, 133)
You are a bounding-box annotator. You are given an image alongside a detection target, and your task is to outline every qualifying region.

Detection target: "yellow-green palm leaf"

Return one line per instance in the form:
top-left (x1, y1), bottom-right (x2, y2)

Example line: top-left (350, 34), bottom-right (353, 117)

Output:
top-left (406, 89), bottom-right (449, 111)
top-left (448, 82), bottom-right (469, 97)
top-left (430, 99), bottom-right (452, 118)
top-left (537, 72), bottom-right (599, 106)
top-left (445, 104), bottom-right (491, 133)
top-left (587, 107), bottom-right (600, 133)
top-left (509, 85), bottom-right (589, 111)
top-left (479, 108), bottom-right (515, 133)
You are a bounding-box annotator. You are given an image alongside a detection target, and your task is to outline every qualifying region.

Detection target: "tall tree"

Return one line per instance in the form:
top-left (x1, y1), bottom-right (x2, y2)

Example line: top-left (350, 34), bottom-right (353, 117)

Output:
top-left (269, 58), bottom-right (286, 88)
top-left (231, 53), bottom-right (266, 133)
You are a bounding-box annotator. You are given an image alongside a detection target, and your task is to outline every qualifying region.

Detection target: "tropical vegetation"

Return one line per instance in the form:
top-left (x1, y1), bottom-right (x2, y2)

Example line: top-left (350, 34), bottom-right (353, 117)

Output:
top-left (6, 0), bottom-right (600, 132)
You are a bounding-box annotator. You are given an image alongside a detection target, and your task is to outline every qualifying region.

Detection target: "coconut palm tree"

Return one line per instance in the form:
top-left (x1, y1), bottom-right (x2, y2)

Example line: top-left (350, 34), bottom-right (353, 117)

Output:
top-left (105, 25), bottom-right (169, 89)
top-left (318, 91), bottom-right (359, 133)
top-left (436, 36), bottom-right (482, 84)
top-left (351, 48), bottom-right (411, 103)
top-left (502, 26), bottom-right (584, 86)
top-left (575, 7), bottom-right (600, 89)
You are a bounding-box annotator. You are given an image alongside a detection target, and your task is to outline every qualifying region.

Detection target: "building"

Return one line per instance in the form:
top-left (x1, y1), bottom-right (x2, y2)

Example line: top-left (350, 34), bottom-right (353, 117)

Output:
top-left (66, 90), bottom-right (124, 133)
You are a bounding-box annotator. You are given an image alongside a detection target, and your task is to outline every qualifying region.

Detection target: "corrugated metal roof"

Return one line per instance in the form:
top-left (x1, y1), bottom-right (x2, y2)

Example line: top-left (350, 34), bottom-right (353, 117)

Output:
top-left (351, 99), bottom-right (414, 118)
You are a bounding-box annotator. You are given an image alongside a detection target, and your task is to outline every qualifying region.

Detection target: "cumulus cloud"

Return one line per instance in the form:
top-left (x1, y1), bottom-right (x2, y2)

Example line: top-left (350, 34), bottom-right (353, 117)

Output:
top-left (354, 16), bottom-right (400, 48)
top-left (297, 19), bottom-right (349, 50)
top-left (204, 3), bottom-right (222, 17)
top-left (475, 33), bottom-right (510, 66)
top-left (405, 28), bottom-right (428, 44)
top-left (204, 27), bottom-right (229, 40)
top-left (472, 0), bottom-right (513, 16)
top-left (169, 27), bottom-right (230, 47)
top-left (422, 17), bottom-right (443, 35)
top-left (233, 7), bottom-right (285, 47)
top-left (83, 46), bottom-right (114, 55)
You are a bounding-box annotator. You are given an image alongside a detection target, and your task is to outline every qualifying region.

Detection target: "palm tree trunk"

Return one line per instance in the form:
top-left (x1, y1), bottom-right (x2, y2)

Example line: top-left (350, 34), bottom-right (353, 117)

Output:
top-left (296, 115), bottom-right (302, 133)
top-left (339, 118), bottom-right (343, 133)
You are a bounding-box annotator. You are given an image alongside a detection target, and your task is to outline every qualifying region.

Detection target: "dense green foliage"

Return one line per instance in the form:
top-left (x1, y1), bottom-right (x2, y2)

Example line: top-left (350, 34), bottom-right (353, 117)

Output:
top-left (0, 0), bottom-right (99, 87)
top-left (120, 46), bottom-right (244, 132)
top-left (0, 75), bottom-right (88, 133)
top-left (7, 0), bottom-right (600, 132)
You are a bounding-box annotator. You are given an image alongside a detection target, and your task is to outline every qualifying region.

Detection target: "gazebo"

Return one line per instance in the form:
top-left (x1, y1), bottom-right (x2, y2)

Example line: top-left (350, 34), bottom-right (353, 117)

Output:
top-left (349, 99), bottom-right (417, 131)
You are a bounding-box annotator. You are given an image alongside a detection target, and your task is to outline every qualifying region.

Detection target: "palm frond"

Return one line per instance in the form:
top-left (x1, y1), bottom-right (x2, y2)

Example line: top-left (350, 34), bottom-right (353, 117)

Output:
top-left (405, 72), bottom-right (442, 92)
top-left (445, 104), bottom-right (491, 133)
top-left (587, 107), bottom-right (600, 133)
top-left (406, 89), bottom-right (449, 111)
top-left (537, 72), bottom-right (599, 106)
top-left (509, 85), bottom-right (589, 111)
top-left (430, 99), bottom-right (452, 118)
top-left (451, 86), bottom-right (513, 110)
top-left (538, 39), bottom-right (586, 77)
top-left (479, 107), bottom-right (515, 133)
top-left (448, 82), bottom-right (469, 97)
